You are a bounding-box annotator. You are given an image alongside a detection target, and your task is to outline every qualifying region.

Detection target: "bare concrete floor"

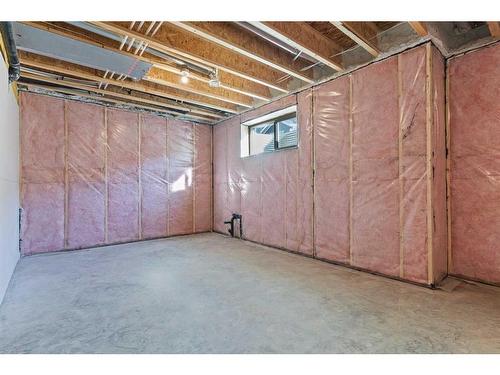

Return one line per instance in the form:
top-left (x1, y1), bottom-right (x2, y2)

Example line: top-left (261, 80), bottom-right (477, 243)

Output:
top-left (0, 233), bottom-right (499, 353)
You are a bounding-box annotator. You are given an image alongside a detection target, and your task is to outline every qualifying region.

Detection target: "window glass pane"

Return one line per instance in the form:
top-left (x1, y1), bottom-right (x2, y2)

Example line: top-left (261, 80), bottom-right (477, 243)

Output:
top-left (249, 122), bottom-right (275, 155)
top-left (277, 116), bottom-right (297, 149)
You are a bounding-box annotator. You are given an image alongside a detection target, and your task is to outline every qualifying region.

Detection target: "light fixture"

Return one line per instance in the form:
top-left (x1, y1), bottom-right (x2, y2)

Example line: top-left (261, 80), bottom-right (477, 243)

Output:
top-left (208, 69), bottom-right (220, 88)
top-left (180, 68), bottom-right (189, 84)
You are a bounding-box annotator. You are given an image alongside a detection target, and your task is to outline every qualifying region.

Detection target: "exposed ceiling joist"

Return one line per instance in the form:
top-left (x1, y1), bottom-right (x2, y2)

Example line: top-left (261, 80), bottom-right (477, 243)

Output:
top-left (409, 22), bottom-right (429, 37)
top-left (487, 22), bottom-right (500, 38)
top-left (89, 21), bottom-right (290, 94)
top-left (19, 51), bottom-right (239, 114)
top-left (144, 67), bottom-right (253, 108)
top-left (22, 82), bottom-right (215, 123)
top-left (169, 22), bottom-right (315, 84)
top-left (20, 71), bottom-right (224, 120)
top-left (249, 22), bottom-right (344, 71)
top-left (330, 21), bottom-right (380, 57)
top-left (24, 22), bottom-right (273, 103)
top-left (151, 62), bottom-right (271, 102)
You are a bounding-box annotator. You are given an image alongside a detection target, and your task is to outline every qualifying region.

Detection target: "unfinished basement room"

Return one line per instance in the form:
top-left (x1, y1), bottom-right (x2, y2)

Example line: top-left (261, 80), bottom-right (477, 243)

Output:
top-left (1, 2), bottom-right (500, 368)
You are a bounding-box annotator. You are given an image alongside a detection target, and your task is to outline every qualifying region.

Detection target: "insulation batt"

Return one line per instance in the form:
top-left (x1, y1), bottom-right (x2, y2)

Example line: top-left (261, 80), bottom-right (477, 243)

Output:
top-left (20, 92), bottom-right (212, 255)
top-left (449, 42), bottom-right (500, 285)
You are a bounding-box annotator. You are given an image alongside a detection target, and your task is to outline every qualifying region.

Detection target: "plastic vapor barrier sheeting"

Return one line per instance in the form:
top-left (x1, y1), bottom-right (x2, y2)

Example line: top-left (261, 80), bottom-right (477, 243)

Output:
top-left (20, 92), bottom-right (212, 255)
top-left (214, 95), bottom-right (314, 255)
top-left (449, 42), bottom-right (500, 285)
top-left (213, 43), bottom-right (447, 285)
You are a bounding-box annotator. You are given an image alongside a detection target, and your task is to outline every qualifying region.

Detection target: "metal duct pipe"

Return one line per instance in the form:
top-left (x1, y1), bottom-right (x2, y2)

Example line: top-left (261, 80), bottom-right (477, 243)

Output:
top-left (69, 22), bottom-right (213, 76)
top-left (0, 22), bottom-right (21, 83)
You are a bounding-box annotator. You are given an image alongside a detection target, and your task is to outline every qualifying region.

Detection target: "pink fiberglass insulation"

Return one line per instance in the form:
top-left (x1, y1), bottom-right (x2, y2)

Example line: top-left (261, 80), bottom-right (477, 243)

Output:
top-left (194, 124), bottom-right (212, 232)
top-left (260, 151), bottom-right (286, 248)
top-left (107, 109), bottom-right (140, 243)
top-left (140, 114), bottom-right (168, 239)
top-left (213, 94), bottom-right (313, 254)
top-left (449, 43), bottom-right (500, 285)
top-left (20, 93), bottom-right (65, 255)
top-left (313, 76), bottom-right (351, 263)
top-left (66, 101), bottom-right (106, 249)
top-left (20, 93), bottom-right (213, 254)
top-left (168, 119), bottom-right (194, 236)
top-left (351, 55), bottom-right (400, 277)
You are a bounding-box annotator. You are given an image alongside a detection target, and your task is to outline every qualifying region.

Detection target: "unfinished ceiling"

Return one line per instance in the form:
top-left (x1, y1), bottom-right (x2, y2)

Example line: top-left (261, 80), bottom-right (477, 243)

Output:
top-left (12, 21), bottom-right (500, 124)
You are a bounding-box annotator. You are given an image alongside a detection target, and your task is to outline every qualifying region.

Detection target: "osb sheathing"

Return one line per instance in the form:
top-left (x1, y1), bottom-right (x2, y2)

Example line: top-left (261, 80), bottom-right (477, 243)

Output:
top-left (213, 43), bottom-right (447, 286)
top-left (448, 42), bottom-right (500, 285)
top-left (20, 92), bottom-right (212, 255)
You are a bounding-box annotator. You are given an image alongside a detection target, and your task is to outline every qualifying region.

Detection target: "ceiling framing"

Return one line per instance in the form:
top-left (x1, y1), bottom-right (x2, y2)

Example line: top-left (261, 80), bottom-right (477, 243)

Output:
top-left (7, 20), bottom-right (499, 124)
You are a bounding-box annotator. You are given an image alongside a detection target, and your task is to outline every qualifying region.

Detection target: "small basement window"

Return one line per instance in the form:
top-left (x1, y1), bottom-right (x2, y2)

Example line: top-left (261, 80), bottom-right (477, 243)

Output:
top-left (241, 105), bottom-right (298, 157)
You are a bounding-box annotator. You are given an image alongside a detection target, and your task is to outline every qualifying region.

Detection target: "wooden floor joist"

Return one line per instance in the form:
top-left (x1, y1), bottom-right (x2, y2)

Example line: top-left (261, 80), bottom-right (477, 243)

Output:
top-left (487, 22), bottom-right (500, 38)
top-left (169, 22), bottom-right (315, 84)
top-left (330, 21), bottom-right (380, 57)
top-left (19, 54), bottom-right (238, 115)
top-left (90, 21), bottom-right (291, 94)
top-left (144, 67), bottom-right (254, 108)
top-left (20, 71), bottom-right (224, 120)
top-left (23, 21), bottom-right (273, 104)
top-left (409, 22), bottom-right (429, 37)
top-left (249, 22), bottom-right (344, 71)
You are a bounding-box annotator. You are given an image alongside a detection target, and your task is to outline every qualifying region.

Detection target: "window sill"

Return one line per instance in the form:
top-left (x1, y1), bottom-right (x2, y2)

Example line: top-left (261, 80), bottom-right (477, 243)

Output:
top-left (241, 145), bottom-right (299, 159)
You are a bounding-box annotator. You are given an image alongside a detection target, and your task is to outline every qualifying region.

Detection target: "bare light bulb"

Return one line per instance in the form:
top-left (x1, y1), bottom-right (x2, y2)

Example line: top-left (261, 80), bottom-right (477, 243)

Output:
top-left (180, 68), bottom-right (190, 84)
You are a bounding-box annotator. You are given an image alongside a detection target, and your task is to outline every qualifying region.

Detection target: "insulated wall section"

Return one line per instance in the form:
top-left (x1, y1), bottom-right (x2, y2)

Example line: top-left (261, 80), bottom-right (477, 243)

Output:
top-left (213, 43), bottom-right (447, 286)
top-left (20, 92), bottom-right (212, 255)
top-left (448, 42), bottom-right (500, 285)
top-left (20, 94), bottom-right (65, 255)
top-left (107, 109), bottom-right (140, 243)
top-left (66, 101), bottom-right (106, 249)
top-left (140, 114), bottom-right (168, 239)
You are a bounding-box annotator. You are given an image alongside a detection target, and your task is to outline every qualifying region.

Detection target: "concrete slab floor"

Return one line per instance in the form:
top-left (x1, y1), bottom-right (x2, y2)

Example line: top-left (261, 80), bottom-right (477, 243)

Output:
top-left (0, 233), bottom-right (499, 354)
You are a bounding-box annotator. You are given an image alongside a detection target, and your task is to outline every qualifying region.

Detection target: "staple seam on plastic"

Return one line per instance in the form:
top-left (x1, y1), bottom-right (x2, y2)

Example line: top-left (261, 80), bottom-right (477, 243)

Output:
top-left (138, 114), bottom-right (142, 240)
top-left (348, 75), bottom-right (354, 266)
top-left (193, 122), bottom-right (196, 233)
top-left (445, 61), bottom-right (452, 275)
top-left (64, 100), bottom-right (69, 249)
top-left (426, 43), bottom-right (434, 285)
top-left (104, 108), bottom-right (109, 243)
top-left (166, 118), bottom-right (170, 237)
top-left (311, 88), bottom-right (316, 258)
top-left (397, 54), bottom-right (404, 279)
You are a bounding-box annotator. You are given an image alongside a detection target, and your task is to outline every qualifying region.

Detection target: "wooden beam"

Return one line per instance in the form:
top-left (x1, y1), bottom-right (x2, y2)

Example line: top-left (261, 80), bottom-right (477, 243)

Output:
top-left (153, 62), bottom-right (271, 102)
top-left (330, 22), bottom-right (380, 57)
top-left (20, 71), bottom-right (224, 120)
top-left (169, 22), bottom-right (315, 84)
top-left (19, 52), bottom-right (239, 114)
top-left (90, 21), bottom-right (290, 94)
top-left (408, 22), bottom-right (428, 37)
top-left (249, 22), bottom-right (344, 71)
top-left (144, 67), bottom-right (253, 108)
top-left (487, 22), bottom-right (500, 38)
top-left (22, 82), bottom-right (215, 123)
top-left (24, 22), bottom-right (273, 103)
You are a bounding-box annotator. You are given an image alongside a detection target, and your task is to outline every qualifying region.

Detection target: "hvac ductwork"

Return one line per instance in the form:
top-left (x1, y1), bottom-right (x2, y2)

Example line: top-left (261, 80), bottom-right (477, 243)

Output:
top-left (0, 22), bottom-right (21, 83)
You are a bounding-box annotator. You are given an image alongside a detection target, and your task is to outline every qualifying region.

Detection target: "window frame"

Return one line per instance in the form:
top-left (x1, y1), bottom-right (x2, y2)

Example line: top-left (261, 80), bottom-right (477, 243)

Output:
top-left (246, 112), bottom-right (298, 157)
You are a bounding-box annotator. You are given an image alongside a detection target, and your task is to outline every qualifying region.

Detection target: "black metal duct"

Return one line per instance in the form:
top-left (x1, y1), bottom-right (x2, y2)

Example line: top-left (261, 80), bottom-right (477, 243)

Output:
top-left (0, 22), bottom-right (20, 83)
